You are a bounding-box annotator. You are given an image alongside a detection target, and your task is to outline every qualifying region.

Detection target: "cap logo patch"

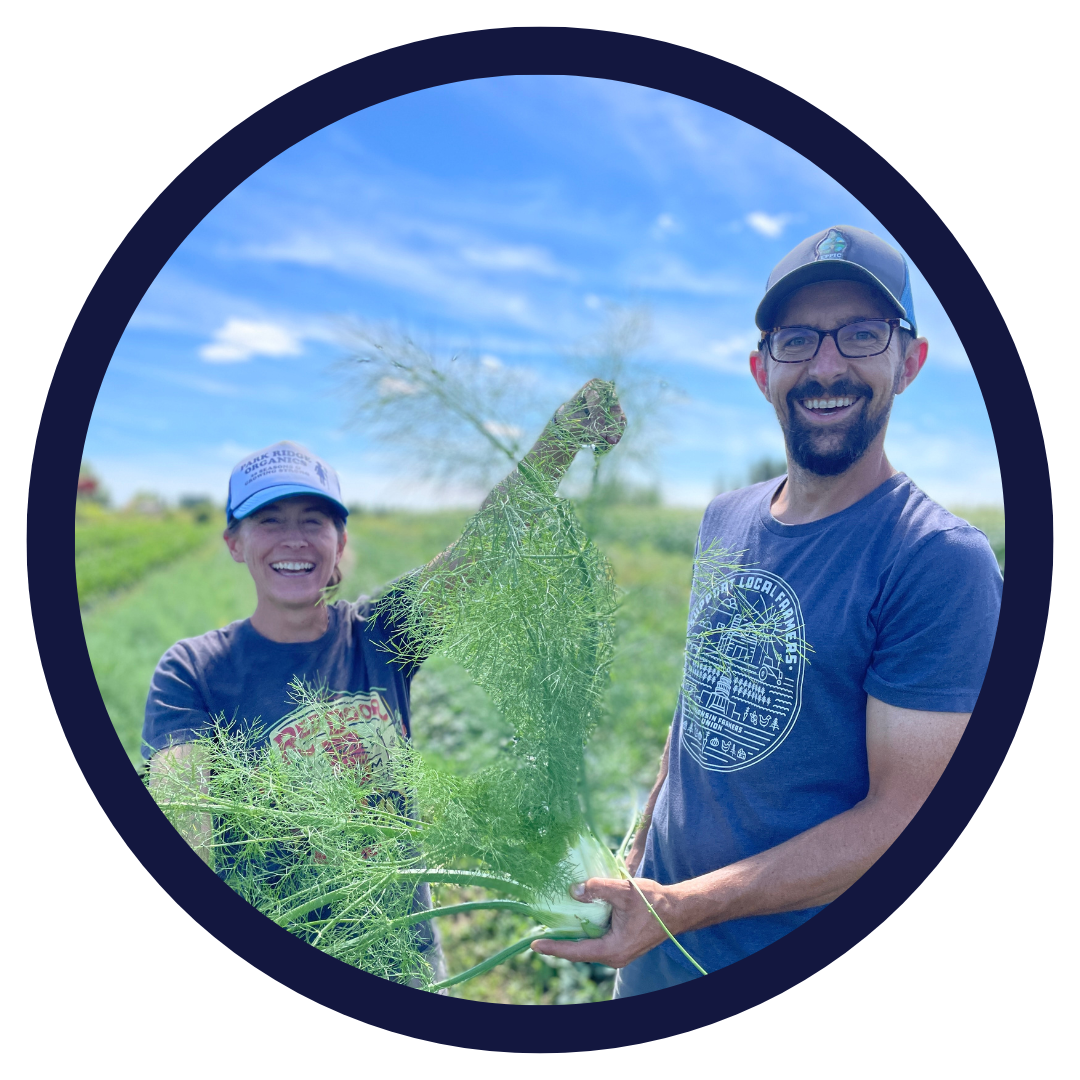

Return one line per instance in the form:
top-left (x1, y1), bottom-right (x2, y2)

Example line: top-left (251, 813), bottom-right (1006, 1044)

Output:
top-left (815, 228), bottom-right (848, 261)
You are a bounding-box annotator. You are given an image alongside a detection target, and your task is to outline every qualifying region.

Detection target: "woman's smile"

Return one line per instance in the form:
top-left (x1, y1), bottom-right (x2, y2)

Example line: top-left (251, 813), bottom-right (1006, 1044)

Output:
top-left (270, 560), bottom-right (317, 575)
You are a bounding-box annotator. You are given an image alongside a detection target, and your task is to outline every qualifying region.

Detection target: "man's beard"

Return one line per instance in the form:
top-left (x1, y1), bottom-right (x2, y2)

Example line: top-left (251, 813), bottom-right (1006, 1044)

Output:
top-left (783, 377), bottom-right (894, 477)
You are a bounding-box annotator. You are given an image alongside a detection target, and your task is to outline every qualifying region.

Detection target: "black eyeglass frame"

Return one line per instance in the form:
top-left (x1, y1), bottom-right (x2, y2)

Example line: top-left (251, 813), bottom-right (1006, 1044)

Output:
top-left (759, 317), bottom-right (915, 363)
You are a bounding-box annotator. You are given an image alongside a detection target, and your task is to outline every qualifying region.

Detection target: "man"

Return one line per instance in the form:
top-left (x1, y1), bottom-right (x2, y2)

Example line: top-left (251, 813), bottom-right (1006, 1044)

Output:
top-left (532, 225), bottom-right (1003, 995)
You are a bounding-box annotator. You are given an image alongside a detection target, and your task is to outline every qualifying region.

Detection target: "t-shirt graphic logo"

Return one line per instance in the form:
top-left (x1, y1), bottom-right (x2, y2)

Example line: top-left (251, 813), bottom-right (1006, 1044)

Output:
top-left (682, 566), bottom-right (806, 773)
top-left (815, 228), bottom-right (848, 261)
top-left (269, 689), bottom-right (402, 782)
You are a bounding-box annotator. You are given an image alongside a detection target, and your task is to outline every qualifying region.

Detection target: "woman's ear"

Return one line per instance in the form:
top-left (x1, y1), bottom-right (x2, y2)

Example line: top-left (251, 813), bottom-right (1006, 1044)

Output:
top-left (224, 527), bottom-right (247, 564)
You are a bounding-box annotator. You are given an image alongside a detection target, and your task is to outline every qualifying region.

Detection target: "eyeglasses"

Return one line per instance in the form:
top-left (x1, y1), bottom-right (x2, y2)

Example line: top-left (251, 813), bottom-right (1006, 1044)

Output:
top-left (760, 318), bottom-right (912, 364)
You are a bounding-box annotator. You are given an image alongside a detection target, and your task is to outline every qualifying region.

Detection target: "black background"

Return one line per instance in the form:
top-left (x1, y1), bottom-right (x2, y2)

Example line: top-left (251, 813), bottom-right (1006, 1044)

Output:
top-left (33, 29), bottom-right (1036, 1049)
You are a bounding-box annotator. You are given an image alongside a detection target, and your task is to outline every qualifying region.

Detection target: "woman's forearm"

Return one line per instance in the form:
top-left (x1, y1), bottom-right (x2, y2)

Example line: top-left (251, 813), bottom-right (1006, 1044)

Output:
top-left (480, 379), bottom-right (625, 509)
top-left (149, 743), bottom-right (213, 867)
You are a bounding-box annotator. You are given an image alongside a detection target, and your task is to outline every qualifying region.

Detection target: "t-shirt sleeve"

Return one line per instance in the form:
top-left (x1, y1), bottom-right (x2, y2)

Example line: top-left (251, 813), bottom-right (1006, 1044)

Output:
top-left (863, 526), bottom-right (1002, 713)
top-left (366, 574), bottom-right (431, 680)
top-left (142, 642), bottom-right (213, 759)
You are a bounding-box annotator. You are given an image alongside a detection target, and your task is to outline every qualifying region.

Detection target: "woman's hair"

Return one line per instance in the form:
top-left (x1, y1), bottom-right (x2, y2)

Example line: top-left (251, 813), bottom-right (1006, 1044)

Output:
top-left (225, 500), bottom-right (348, 592)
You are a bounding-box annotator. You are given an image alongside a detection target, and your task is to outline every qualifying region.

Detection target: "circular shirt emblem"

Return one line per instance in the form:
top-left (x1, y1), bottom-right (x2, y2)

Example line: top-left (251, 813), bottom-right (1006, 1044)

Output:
top-left (682, 567), bottom-right (806, 772)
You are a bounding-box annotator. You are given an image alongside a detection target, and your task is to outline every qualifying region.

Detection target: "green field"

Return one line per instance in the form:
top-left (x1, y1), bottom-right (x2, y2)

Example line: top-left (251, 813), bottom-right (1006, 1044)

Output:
top-left (76, 497), bottom-right (1003, 1003)
top-left (76, 502), bottom-right (219, 604)
top-left (950, 506), bottom-right (1006, 570)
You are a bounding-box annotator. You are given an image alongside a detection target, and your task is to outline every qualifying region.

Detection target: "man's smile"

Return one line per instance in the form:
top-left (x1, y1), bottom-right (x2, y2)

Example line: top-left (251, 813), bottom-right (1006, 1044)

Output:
top-left (793, 393), bottom-right (866, 423)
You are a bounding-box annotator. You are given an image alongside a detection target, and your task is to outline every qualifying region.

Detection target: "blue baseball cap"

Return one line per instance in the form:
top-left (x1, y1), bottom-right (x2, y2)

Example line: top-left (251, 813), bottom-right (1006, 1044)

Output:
top-left (755, 225), bottom-right (917, 334)
top-left (226, 441), bottom-right (349, 523)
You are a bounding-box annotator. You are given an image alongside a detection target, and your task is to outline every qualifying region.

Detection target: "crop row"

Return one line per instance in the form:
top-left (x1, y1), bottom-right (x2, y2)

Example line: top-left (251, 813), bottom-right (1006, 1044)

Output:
top-left (76, 508), bottom-right (220, 604)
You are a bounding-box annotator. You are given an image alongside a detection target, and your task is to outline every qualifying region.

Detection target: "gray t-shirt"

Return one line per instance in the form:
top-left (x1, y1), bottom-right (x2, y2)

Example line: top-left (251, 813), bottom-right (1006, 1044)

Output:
top-left (639, 473), bottom-right (1002, 978)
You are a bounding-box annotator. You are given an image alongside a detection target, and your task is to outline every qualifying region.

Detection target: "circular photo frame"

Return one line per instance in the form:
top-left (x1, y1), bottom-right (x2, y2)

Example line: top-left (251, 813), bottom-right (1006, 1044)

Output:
top-left (30, 27), bottom-right (1050, 1052)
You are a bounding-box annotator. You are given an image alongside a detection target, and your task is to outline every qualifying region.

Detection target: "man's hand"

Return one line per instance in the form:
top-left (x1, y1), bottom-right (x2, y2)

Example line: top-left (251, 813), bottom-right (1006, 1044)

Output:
top-left (536, 698), bottom-right (970, 970)
top-left (530, 876), bottom-right (677, 968)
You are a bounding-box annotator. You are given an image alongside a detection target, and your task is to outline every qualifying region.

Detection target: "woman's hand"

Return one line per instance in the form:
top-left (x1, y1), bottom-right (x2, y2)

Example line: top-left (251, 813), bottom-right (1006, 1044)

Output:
top-left (477, 378), bottom-right (627, 511)
top-left (549, 378), bottom-right (627, 454)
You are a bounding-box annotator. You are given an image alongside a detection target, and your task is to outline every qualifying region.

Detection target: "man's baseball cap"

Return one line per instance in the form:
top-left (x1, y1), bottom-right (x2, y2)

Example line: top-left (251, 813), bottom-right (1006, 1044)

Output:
top-left (226, 441), bottom-right (349, 523)
top-left (755, 225), bottom-right (917, 334)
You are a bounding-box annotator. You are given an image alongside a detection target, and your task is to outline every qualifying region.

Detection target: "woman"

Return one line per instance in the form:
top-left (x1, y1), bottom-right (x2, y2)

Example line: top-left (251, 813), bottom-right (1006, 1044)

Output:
top-left (144, 442), bottom-right (417, 808)
top-left (144, 380), bottom-right (625, 864)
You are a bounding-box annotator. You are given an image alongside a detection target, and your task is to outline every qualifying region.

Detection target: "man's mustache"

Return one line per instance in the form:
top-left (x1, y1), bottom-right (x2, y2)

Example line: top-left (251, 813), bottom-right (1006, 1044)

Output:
top-left (785, 379), bottom-right (873, 410)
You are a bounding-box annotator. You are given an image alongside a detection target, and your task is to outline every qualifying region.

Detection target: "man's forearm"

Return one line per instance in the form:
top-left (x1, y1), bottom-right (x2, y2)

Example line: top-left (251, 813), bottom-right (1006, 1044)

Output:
top-left (536, 787), bottom-right (933, 969)
top-left (533, 702), bottom-right (970, 968)
top-left (666, 704), bottom-right (968, 932)
top-left (662, 789), bottom-right (916, 933)
top-left (625, 728), bottom-right (670, 876)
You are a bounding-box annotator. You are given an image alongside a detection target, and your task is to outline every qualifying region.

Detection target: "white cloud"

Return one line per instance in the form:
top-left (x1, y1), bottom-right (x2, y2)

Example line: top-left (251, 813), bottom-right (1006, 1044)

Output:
top-left (216, 441), bottom-right (258, 463)
top-left (648, 210), bottom-right (682, 240)
top-left (628, 255), bottom-right (746, 296)
top-left (479, 354), bottom-right (502, 370)
top-left (106, 358), bottom-right (248, 398)
top-left (706, 333), bottom-right (760, 372)
top-left (378, 376), bottom-right (418, 396)
top-left (647, 319), bottom-right (758, 374)
top-left (746, 211), bottom-right (794, 239)
top-left (199, 318), bottom-right (303, 362)
top-left (460, 243), bottom-right (570, 277)
top-left (483, 420), bottom-right (523, 439)
top-left (238, 228), bottom-right (562, 331)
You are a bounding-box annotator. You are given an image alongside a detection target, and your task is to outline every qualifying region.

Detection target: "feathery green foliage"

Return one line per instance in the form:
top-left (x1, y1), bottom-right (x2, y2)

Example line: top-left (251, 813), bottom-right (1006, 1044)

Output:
top-left (149, 468), bottom-right (813, 990)
top-left (376, 467), bottom-right (617, 890)
top-left (151, 468), bottom-right (620, 988)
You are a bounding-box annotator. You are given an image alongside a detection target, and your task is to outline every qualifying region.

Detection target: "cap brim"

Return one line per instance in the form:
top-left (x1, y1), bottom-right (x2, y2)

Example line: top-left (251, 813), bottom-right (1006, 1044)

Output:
top-left (229, 484), bottom-right (349, 522)
top-left (755, 261), bottom-right (908, 331)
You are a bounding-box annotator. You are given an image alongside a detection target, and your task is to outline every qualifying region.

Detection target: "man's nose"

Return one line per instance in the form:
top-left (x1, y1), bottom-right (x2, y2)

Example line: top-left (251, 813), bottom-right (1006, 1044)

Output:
top-left (807, 334), bottom-right (850, 380)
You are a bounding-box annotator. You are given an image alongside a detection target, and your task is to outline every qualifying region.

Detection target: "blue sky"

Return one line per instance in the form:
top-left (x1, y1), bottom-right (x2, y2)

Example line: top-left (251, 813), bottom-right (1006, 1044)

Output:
top-left (85, 75), bottom-right (1001, 510)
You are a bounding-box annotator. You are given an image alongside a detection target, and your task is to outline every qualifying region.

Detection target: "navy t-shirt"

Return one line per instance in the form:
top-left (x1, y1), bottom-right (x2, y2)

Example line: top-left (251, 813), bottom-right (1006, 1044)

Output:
top-left (639, 473), bottom-right (1002, 976)
top-left (143, 594), bottom-right (421, 761)
top-left (143, 593), bottom-right (439, 959)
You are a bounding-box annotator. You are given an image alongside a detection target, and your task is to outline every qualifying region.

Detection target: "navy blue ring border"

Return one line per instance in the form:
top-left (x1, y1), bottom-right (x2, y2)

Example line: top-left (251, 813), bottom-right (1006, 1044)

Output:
top-left (28, 27), bottom-right (1051, 1052)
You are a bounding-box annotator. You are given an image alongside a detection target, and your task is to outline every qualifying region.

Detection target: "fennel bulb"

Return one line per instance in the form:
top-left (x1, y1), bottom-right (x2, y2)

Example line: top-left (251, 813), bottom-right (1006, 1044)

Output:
top-left (529, 830), bottom-right (619, 938)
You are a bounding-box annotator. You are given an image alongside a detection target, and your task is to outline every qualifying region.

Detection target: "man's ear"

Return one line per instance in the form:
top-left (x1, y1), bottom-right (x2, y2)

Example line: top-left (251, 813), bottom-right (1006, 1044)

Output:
top-left (750, 349), bottom-right (771, 400)
top-left (895, 337), bottom-right (929, 395)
